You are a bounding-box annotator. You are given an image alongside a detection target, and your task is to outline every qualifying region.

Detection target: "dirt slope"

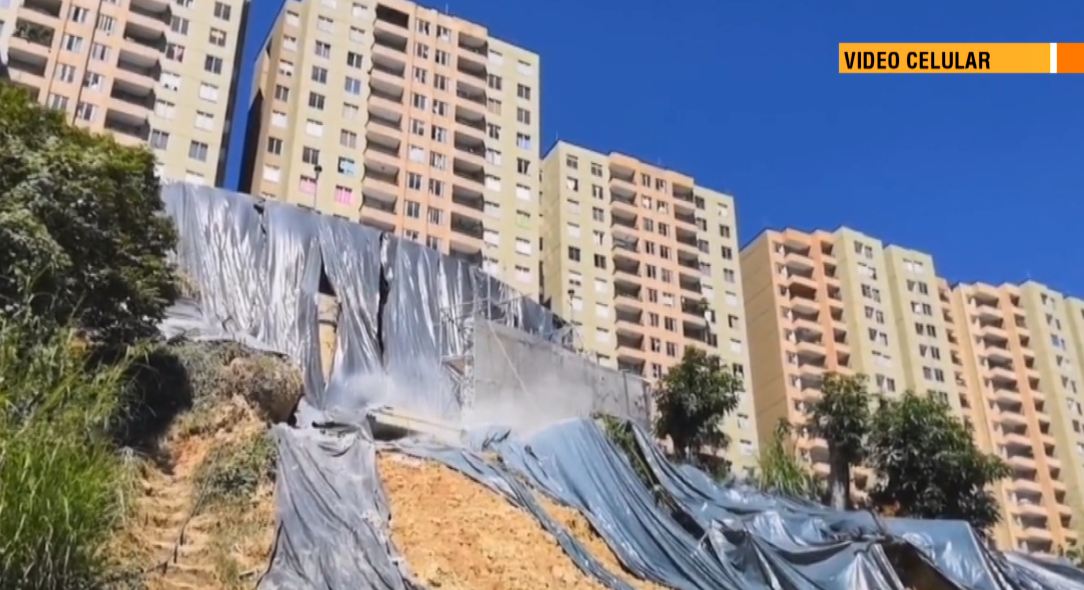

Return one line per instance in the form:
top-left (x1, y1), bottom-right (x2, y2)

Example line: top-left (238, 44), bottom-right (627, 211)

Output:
top-left (378, 452), bottom-right (676, 590)
top-left (109, 400), bottom-right (276, 590)
top-left (535, 496), bottom-right (674, 590)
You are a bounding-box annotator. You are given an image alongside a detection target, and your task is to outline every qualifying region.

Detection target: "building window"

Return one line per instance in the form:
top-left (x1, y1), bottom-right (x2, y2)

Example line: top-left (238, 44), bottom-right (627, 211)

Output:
top-left (204, 55), bottom-right (223, 74)
top-left (213, 1), bottom-right (231, 20)
top-left (188, 141), bottom-right (209, 162)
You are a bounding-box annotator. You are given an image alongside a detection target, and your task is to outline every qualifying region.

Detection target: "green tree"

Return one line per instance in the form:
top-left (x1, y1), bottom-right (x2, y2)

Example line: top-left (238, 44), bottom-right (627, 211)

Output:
top-left (866, 391), bottom-right (1011, 532)
top-left (755, 419), bottom-right (823, 500)
top-left (1059, 542), bottom-right (1084, 568)
top-left (0, 85), bottom-right (179, 349)
top-left (653, 347), bottom-right (742, 468)
top-left (808, 373), bottom-right (872, 511)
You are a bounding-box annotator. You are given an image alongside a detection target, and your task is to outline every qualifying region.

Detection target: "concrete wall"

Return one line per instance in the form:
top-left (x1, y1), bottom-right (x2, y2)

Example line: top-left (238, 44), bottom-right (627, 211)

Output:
top-left (468, 320), bottom-right (651, 434)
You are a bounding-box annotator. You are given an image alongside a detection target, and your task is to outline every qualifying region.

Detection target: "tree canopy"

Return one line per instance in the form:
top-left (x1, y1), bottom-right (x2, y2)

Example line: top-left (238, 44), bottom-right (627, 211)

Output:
top-left (808, 373), bottom-right (872, 510)
top-left (653, 346), bottom-right (742, 467)
top-left (802, 372), bottom-right (1011, 531)
top-left (867, 390), bottom-right (1011, 532)
top-left (0, 85), bottom-right (179, 349)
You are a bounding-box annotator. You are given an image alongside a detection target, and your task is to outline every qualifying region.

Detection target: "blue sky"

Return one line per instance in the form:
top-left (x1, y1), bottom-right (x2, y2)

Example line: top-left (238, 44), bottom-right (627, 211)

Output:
top-left (227, 0), bottom-right (1084, 296)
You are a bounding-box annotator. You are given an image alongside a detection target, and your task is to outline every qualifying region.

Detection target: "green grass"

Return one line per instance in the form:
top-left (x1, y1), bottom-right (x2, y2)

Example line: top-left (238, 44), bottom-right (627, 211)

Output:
top-left (194, 430), bottom-right (277, 508)
top-left (0, 315), bottom-right (136, 590)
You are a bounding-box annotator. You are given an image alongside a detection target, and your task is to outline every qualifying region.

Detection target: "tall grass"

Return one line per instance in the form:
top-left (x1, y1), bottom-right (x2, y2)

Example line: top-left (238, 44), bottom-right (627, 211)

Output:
top-left (0, 313), bottom-right (135, 590)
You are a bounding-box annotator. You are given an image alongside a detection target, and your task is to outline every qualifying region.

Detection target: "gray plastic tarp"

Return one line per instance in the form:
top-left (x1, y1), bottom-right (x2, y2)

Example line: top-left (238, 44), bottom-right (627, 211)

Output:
top-left (158, 182), bottom-right (1084, 590)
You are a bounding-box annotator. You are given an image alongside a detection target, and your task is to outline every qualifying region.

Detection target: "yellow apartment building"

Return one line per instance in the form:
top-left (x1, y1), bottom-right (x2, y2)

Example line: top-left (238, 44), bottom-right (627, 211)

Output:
top-left (1, 0), bottom-right (245, 185)
top-left (539, 141), bottom-right (759, 474)
top-left (741, 225), bottom-right (1084, 553)
top-left (942, 280), bottom-right (1084, 552)
top-left (740, 228), bottom-right (944, 488)
top-left (243, 0), bottom-right (542, 296)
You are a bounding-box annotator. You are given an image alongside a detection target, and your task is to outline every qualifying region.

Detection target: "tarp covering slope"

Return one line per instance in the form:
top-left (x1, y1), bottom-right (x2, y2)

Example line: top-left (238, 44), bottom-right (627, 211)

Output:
top-left (159, 183), bottom-right (1084, 590)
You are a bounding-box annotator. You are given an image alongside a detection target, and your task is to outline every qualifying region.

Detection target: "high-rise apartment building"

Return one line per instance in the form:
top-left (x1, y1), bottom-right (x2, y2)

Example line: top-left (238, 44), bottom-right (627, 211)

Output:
top-left (0, 0), bottom-right (245, 185)
top-left (742, 225), bottom-right (1084, 553)
top-left (740, 228), bottom-right (951, 487)
top-left (539, 141), bottom-right (759, 473)
top-left (942, 280), bottom-right (1084, 552)
top-left (242, 0), bottom-right (542, 296)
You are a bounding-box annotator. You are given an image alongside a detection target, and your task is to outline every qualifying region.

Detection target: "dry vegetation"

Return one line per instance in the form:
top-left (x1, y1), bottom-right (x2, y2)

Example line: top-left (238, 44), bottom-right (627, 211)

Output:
top-left (105, 343), bottom-right (296, 590)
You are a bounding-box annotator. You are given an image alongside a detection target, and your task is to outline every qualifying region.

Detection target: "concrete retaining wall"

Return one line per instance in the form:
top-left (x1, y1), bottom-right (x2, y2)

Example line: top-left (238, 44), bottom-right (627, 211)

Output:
top-left (468, 320), bottom-right (651, 434)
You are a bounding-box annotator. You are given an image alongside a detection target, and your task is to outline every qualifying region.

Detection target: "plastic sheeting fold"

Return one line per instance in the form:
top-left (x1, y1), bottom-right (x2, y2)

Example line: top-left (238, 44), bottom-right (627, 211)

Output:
top-left (158, 183), bottom-right (1084, 590)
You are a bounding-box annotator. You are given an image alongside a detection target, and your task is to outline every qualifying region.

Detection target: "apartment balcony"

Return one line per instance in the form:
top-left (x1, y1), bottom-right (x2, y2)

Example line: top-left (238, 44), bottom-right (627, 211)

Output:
top-left (610, 215), bottom-right (637, 242)
top-left (618, 359), bottom-right (646, 378)
top-left (370, 60), bottom-right (405, 95)
top-left (675, 232), bottom-right (698, 252)
top-left (452, 135), bottom-right (485, 168)
top-left (10, 19), bottom-right (56, 55)
top-left (4, 46), bottom-right (48, 87)
top-left (361, 168), bottom-right (400, 203)
top-left (123, 20), bottom-right (167, 56)
top-left (984, 344), bottom-right (1013, 363)
top-left (21, 0), bottom-right (62, 19)
top-left (613, 256), bottom-right (640, 282)
top-left (373, 28), bottom-right (408, 61)
top-left (672, 185), bottom-right (696, 213)
top-left (373, 3), bottom-right (409, 35)
top-left (457, 29), bottom-right (488, 56)
top-left (989, 365), bottom-right (1018, 385)
top-left (103, 108), bottom-right (150, 142)
top-left (610, 178), bottom-right (637, 206)
top-left (1020, 526), bottom-right (1054, 544)
top-left (784, 269), bottom-right (818, 291)
top-left (615, 333), bottom-right (646, 362)
top-left (614, 309), bottom-right (644, 338)
top-left (369, 82), bottom-right (404, 113)
top-left (1006, 453), bottom-right (1038, 470)
top-left (1009, 477), bottom-right (1043, 494)
top-left (678, 271), bottom-right (702, 295)
top-left (674, 209), bottom-right (697, 228)
top-left (127, 2), bottom-right (171, 30)
top-left (782, 248), bottom-right (816, 272)
top-left (454, 80), bottom-right (486, 108)
top-left (456, 53), bottom-right (486, 82)
top-left (453, 113), bottom-right (486, 142)
top-left (679, 299), bottom-right (709, 327)
top-left (977, 321), bottom-right (1009, 341)
top-left (450, 211), bottom-right (484, 242)
top-left (994, 407), bottom-right (1028, 427)
top-left (612, 234), bottom-right (639, 260)
top-left (614, 287), bottom-right (643, 312)
top-left (363, 142), bottom-right (401, 176)
top-left (359, 196), bottom-right (397, 232)
top-left (368, 111), bottom-right (403, 140)
top-left (109, 79), bottom-right (155, 119)
top-left (974, 302), bottom-right (1001, 321)
top-left (115, 50), bottom-right (161, 87)
top-left (451, 182), bottom-right (484, 215)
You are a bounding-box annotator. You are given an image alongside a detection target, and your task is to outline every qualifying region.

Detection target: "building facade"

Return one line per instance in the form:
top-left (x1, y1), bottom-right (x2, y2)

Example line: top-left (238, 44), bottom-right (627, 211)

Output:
top-left (942, 280), bottom-right (1084, 552)
top-left (741, 226), bottom-right (1084, 553)
top-left (242, 0), bottom-right (542, 296)
top-left (539, 141), bottom-right (758, 473)
top-left (1, 0), bottom-right (245, 185)
top-left (740, 228), bottom-right (941, 487)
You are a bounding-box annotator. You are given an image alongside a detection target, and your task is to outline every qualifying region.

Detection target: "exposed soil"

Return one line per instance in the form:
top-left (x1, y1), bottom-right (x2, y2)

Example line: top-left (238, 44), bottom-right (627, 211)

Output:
top-left (377, 453), bottom-right (611, 590)
top-left (534, 495), bottom-right (675, 590)
top-left (108, 400), bottom-right (276, 590)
